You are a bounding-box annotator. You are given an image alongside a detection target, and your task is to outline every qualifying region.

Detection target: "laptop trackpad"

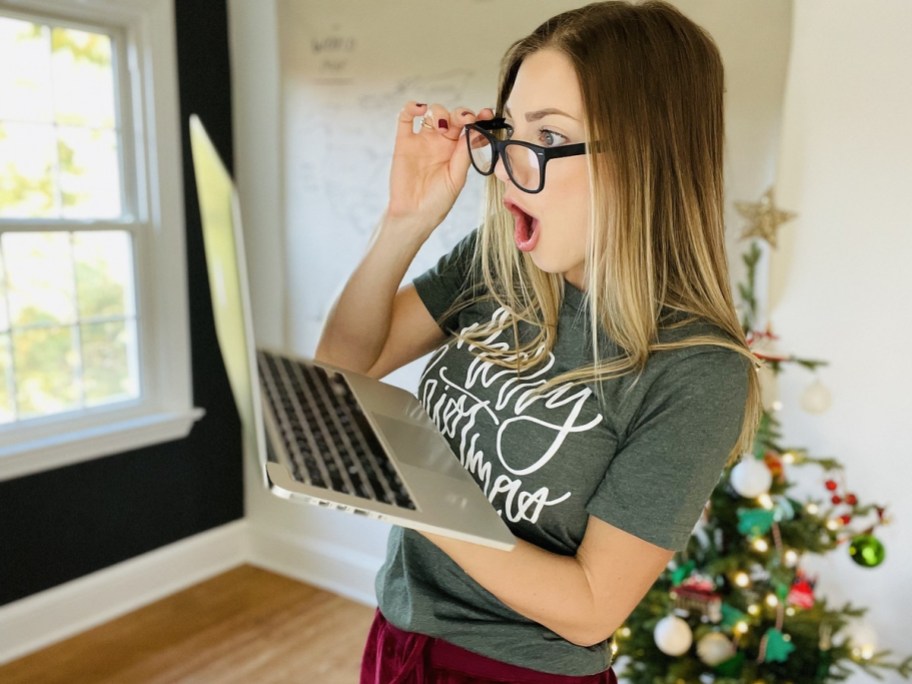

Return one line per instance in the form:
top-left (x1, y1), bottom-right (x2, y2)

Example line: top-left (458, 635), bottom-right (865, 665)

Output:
top-left (370, 414), bottom-right (466, 480)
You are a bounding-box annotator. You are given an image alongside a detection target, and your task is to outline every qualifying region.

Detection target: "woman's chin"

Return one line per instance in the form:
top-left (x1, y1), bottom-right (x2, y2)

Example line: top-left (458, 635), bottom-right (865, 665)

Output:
top-left (526, 253), bottom-right (586, 290)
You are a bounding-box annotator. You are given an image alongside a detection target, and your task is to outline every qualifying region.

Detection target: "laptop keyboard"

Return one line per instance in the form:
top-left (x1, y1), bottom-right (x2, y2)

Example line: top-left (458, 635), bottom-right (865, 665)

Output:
top-left (257, 350), bottom-right (416, 510)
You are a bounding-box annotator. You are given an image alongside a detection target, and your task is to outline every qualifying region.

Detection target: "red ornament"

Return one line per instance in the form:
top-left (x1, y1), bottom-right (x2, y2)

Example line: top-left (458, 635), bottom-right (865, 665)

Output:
top-left (787, 579), bottom-right (815, 609)
top-left (840, 514), bottom-right (852, 525)
top-left (825, 480), bottom-right (838, 491)
top-left (671, 575), bottom-right (722, 622)
top-left (831, 495), bottom-right (842, 505)
top-left (764, 452), bottom-right (784, 479)
top-left (846, 493), bottom-right (858, 506)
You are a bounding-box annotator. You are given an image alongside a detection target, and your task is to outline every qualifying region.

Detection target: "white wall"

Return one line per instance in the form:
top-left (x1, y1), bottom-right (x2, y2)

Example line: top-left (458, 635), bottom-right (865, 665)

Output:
top-left (771, 2), bottom-right (912, 681)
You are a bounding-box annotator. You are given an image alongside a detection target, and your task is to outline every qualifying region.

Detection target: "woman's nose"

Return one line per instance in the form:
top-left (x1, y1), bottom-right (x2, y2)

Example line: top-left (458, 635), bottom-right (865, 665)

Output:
top-left (492, 155), bottom-right (511, 185)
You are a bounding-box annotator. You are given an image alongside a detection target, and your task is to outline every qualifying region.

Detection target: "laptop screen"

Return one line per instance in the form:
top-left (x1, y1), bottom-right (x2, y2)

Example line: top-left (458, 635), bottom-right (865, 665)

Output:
top-left (189, 115), bottom-right (263, 463)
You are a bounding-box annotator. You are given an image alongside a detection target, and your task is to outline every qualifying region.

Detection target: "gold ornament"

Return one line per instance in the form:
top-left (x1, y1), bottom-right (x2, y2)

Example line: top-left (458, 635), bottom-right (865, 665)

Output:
top-left (735, 187), bottom-right (796, 248)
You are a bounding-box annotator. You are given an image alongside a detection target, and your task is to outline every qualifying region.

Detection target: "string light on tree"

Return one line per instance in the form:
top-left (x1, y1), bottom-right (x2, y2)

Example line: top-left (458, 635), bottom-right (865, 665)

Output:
top-left (733, 571), bottom-right (751, 588)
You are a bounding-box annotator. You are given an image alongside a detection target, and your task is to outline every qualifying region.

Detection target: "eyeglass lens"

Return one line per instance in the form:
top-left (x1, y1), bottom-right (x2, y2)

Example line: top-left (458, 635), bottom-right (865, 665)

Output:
top-left (467, 127), bottom-right (541, 192)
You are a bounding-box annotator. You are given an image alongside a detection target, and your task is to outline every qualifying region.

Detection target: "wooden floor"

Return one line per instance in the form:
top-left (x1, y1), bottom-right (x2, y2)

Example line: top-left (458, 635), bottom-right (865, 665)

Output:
top-left (0, 565), bottom-right (376, 684)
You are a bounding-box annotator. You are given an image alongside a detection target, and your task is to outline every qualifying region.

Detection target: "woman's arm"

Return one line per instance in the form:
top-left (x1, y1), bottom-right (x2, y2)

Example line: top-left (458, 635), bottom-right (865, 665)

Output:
top-left (314, 217), bottom-right (444, 378)
top-left (421, 516), bottom-right (673, 647)
top-left (315, 101), bottom-right (492, 377)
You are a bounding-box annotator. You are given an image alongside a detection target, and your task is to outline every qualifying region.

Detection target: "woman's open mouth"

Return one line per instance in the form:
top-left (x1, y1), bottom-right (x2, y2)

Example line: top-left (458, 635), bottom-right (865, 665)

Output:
top-left (504, 199), bottom-right (540, 253)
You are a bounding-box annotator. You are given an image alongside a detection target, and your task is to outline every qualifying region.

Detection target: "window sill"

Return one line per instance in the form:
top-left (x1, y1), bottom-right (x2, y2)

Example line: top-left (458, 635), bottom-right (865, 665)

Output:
top-left (0, 407), bottom-right (206, 481)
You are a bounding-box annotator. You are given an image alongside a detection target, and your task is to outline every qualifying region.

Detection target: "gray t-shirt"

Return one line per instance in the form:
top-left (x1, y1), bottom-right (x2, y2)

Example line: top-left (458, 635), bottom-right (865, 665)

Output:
top-left (375, 230), bottom-right (749, 675)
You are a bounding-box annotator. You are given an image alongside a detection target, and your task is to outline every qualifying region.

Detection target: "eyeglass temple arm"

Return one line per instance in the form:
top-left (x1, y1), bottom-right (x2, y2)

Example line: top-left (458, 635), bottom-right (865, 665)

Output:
top-left (542, 142), bottom-right (588, 160)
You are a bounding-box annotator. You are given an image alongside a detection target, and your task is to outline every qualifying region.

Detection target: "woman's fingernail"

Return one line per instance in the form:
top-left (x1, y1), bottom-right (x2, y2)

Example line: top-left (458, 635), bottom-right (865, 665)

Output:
top-left (461, 111), bottom-right (472, 116)
top-left (416, 103), bottom-right (426, 107)
top-left (438, 119), bottom-right (449, 130)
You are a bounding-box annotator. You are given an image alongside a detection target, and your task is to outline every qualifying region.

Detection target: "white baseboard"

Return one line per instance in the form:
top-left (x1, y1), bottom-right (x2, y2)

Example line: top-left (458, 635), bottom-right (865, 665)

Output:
top-left (246, 522), bottom-right (381, 607)
top-left (0, 520), bottom-right (248, 665)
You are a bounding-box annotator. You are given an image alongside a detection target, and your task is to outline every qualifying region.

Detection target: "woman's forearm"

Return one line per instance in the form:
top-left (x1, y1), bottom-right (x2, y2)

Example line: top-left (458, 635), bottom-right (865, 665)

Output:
top-left (314, 213), bottom-right (429, 373)
top-left (421, 519), bottom-right (672, 649)
top-left (421, 533), bottom-right (605, 647)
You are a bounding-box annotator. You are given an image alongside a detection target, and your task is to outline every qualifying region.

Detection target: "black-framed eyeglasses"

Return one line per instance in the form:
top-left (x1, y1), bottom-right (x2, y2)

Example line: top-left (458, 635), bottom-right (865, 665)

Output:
top-left (464, 117), bottom-right (589, 194)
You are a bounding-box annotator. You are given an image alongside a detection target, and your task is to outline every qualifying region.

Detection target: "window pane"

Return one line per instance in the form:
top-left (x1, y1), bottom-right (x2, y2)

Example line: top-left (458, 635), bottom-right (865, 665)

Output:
top-left (74, 231), bottom-right (135, 319)
top-left (0, 251), bottom-right (8, 332)
top-left (0, 17), bottom-right (53, 123)
top-left (81, 319), bottom-right (138, 406)
top-left (59, 126), bottom-right (121, 218)
top-left (51, 27), bottom-right (116, 129)
top-left (13, 324), bottom-right (79, 418)
top-left (0, 122), bottom-right (57, 218)
top-left (0, 332), bottom-right (12, 424)
top-left (4, 232), bottom-right (77, 326)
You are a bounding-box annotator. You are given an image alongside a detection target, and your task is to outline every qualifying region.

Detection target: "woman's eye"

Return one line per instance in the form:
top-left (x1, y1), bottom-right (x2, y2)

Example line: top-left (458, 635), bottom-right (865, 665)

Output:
top-left (539, 129), bottom-right (568, 147)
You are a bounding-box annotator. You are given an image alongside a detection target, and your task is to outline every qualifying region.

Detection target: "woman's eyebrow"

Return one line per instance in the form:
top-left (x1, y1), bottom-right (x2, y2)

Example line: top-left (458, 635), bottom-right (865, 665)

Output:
top-left (504, 106), bottom-right (579, 122)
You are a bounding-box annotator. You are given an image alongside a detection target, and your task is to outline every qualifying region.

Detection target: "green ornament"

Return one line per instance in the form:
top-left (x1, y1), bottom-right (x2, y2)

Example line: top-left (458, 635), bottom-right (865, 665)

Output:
top-left (737, 507), bottom-right (775, 535)
top-left (720, 603), bottom-right (748, 629)
top-left (671, 560), bottom-right (696, 586)
top-left (762, 628), bottom-right (796, 663)
top-left (715, 650), bottom-right (745, 677)
top-left (848, 534), bottom-right (886, 568)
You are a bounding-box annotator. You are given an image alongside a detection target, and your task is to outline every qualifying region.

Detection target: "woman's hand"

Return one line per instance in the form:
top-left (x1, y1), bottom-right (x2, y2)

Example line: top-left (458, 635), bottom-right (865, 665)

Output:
top-left (386, 101), bottom-right (494, 234)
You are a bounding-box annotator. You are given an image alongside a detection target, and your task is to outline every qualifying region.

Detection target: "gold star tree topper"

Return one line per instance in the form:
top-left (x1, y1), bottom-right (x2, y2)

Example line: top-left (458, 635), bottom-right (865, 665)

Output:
top-left (735, 187), bottom-right (797, 248)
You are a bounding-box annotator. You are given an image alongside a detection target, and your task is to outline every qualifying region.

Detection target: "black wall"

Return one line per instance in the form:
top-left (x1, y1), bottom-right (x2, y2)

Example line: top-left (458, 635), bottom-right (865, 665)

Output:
top-left (0, 0), bottom-right (242, 606)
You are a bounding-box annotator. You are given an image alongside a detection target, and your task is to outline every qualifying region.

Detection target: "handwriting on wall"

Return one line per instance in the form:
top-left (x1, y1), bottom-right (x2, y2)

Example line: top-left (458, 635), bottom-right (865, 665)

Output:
top-left (311, 25), bottom-right (357, 81)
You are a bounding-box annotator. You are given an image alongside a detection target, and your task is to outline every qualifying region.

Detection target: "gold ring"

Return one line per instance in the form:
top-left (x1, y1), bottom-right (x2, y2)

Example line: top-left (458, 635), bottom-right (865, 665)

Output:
top-left (421, 118), bottom-right (436, 130)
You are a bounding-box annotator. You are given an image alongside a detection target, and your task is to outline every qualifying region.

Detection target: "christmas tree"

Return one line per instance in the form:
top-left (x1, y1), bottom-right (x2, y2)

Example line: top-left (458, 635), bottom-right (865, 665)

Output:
top-left (615, 188), bottom-right (912, 683)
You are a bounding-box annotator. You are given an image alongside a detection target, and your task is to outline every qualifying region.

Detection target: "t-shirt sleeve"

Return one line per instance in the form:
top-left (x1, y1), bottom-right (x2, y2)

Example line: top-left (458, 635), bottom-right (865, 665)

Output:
top-left (413, 229), bottom-right (479, 333)
top-left (586, 349), bottom-right (750, 551)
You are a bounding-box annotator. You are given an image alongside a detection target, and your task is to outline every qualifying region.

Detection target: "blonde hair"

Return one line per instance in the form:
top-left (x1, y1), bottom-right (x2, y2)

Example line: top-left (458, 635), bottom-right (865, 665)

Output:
top-left (452, 0), bottom-right (761, 462)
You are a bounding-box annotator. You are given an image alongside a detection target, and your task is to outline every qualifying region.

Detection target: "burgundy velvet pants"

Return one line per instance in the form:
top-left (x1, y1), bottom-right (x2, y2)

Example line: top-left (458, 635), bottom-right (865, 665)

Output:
top-left (360, 610), bottom-right (617, 684)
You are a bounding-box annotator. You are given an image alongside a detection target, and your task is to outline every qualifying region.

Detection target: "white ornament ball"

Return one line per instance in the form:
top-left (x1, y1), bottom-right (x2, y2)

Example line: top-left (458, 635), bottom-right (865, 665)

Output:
top-left (697, 632), bottom-right (736, 666)
top-left (801, 378), bottom-right (832, 414)
top-left (730, 457), bottom-right (773, 498)
top-left (844, 620), bottom-right (879, 660)
top-left (654, 615), bottom-right (693, 656)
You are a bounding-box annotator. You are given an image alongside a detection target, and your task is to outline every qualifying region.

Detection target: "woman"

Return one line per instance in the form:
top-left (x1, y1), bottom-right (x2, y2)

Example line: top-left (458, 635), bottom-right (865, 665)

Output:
top-left (316, 1), bottom-right (762, 681)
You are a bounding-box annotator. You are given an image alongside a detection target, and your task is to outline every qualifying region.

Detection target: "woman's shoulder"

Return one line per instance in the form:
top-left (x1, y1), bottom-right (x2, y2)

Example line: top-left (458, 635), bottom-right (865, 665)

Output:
top-left (595, 311), bottom-right (750, 410)
top-left (651, 310), bottom-right (751, 375)
top-left (591, 313), bottom-right (751, 442)
top-left (655, 307), bottom-right (741, 349)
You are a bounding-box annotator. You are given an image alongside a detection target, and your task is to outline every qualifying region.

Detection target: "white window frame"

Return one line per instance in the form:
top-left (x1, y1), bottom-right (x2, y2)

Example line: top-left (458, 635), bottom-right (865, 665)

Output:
top-left (0, 0), bottom-right (203, 480)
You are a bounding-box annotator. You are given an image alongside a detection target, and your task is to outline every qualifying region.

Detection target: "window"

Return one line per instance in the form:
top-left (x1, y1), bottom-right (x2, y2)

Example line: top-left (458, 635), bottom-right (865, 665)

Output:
top-left (0, 0), bottom-right (201, 479)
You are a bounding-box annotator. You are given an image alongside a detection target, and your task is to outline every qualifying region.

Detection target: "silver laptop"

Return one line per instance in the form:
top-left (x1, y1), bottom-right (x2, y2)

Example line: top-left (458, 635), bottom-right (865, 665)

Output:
top-left (189, 115), bottom-right (515, 550)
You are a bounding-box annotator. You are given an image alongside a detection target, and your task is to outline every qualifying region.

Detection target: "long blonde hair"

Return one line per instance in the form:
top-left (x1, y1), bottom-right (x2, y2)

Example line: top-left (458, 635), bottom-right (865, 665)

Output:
top-left (453, 0), bottom-right (761, 461)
